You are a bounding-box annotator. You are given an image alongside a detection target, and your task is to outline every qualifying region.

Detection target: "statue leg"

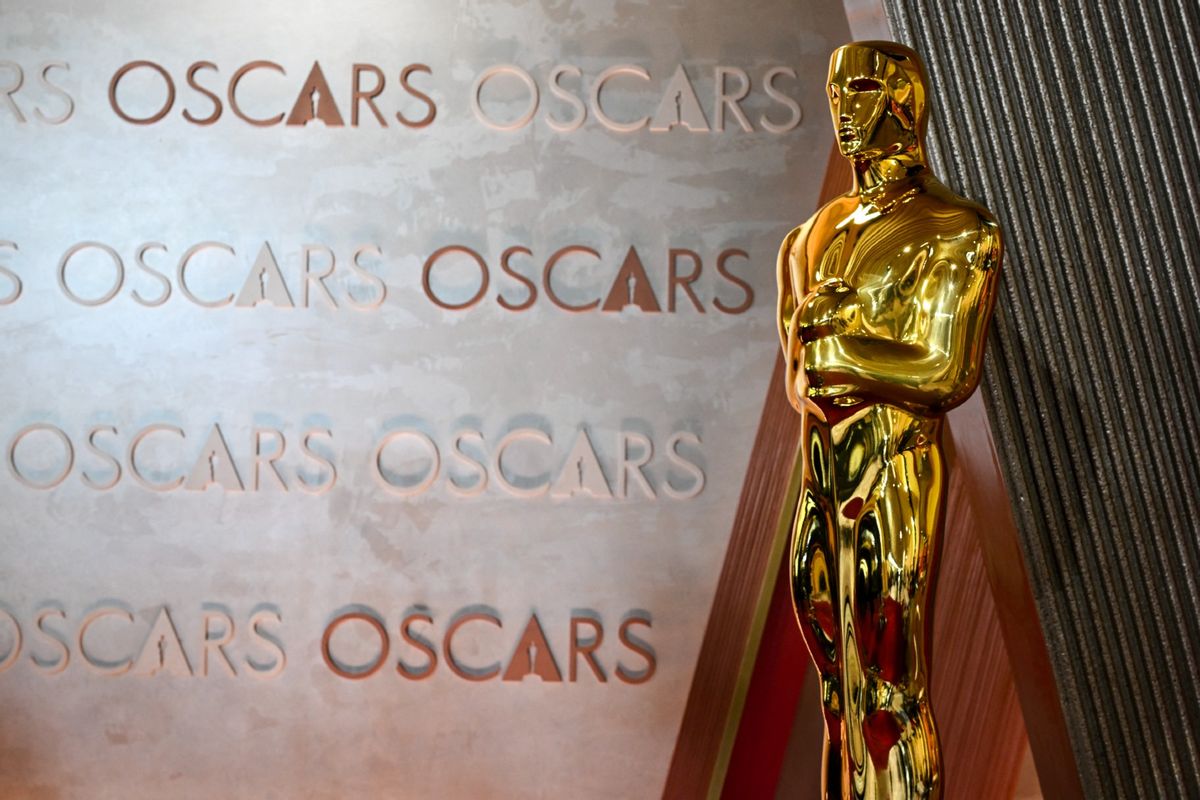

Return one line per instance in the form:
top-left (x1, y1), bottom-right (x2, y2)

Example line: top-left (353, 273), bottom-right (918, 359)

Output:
top-left (852, 434), bottom-right (944, 800)
top-left (790, 418), bottom-right (842, 800)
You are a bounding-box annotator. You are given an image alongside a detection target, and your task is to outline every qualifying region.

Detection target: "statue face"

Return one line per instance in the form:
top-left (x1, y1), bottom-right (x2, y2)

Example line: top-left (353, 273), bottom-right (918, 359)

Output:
top-left (828, 43), bottom-right (925, 159)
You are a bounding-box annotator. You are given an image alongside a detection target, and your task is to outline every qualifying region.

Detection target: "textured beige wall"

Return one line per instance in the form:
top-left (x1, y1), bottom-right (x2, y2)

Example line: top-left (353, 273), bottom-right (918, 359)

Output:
top-left (0, 1), bottom-right (847, 796)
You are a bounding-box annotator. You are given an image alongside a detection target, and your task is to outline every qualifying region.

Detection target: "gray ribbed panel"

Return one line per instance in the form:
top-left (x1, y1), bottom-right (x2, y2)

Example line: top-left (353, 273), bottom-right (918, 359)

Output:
top-left (880, 2), bottom-right (1200, 797)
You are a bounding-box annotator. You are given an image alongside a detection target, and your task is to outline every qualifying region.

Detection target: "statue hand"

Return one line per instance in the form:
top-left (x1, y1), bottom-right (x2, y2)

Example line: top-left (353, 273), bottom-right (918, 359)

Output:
top-left (797, 280), bottom-right (858, 342)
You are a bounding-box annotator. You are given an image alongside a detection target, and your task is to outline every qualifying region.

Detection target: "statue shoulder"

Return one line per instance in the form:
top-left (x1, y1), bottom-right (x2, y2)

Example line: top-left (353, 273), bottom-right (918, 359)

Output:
top-left (779, 215), bottom-right (814, 258)
top-left (923, 181), bottom-right (1003, 271)
top-left (973, 207), bottom-right (1002, 271)
top-left (779, 196), bottom-right (853, 259)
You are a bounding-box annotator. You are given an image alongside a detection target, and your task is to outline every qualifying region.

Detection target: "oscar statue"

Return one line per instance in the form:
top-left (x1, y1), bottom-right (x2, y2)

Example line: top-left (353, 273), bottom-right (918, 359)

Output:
top-left (777, 41), bottom-right (1002, 799)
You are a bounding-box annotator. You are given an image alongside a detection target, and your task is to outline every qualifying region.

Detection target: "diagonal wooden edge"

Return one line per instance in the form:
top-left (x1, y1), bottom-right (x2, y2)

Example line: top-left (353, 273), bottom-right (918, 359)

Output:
top-left (946, 395), bottom-right (1085, 799)
top-left (707, 437), bottom-right (804, 798)
top-left (662, 144), bottom-right (850, 800)
top-left (661, 355), bottom-right (803, 800)
top-left (718, 504), bottom-right (814, 798)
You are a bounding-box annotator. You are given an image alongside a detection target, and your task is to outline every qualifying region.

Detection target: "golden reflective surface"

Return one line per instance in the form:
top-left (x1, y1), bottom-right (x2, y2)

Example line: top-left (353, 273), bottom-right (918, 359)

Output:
top-left (776, 41), bottom-right (1002, 799)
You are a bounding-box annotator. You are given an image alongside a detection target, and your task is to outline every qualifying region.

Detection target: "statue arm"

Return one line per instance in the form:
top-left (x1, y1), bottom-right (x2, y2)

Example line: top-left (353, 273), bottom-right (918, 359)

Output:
top-left (776, 222), bottom-right (807, 354)
top-left (796, 279), bottom-right (856, 342)
top-left (777, 221), bottom-right (813, 412)
top-left (806, 221), bottom-right (1002, 411)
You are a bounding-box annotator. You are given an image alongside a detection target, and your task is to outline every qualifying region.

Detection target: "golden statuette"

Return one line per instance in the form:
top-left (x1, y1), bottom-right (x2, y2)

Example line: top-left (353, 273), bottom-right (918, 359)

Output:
top-left (777, 41), bottom-right (1002, 799)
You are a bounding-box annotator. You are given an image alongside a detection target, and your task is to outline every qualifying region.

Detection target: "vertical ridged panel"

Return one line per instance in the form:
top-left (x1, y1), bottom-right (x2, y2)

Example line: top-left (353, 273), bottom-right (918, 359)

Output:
top-left (881, 2), bottom-right (1200, 797)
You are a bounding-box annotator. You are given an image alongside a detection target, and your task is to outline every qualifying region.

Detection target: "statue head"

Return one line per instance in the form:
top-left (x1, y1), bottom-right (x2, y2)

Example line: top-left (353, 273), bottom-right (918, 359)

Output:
top-left (828, 41), bottom-right (928, 161)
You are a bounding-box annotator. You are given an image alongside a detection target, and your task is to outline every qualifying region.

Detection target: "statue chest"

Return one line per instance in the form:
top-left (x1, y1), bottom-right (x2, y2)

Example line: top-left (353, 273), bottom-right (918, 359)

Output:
top-left (807, 226), bottom-right (935, 297)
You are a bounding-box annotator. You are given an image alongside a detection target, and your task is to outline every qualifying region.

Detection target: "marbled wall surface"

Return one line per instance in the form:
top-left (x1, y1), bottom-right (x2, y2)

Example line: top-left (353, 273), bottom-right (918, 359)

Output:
top-left (0, 1), bottom-right (846, 796)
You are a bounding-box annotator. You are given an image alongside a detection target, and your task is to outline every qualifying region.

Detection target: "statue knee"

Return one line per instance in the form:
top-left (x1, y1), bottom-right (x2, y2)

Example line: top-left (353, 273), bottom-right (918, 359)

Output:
top-left (852, 509), bottom-right (911, 684)
top-left (792, 492), bottom-right (839, 672)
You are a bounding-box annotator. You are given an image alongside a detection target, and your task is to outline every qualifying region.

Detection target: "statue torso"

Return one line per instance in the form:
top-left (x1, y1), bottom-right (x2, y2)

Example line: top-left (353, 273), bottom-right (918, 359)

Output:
top-left (785, 174), bottom-right (1000, 416)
